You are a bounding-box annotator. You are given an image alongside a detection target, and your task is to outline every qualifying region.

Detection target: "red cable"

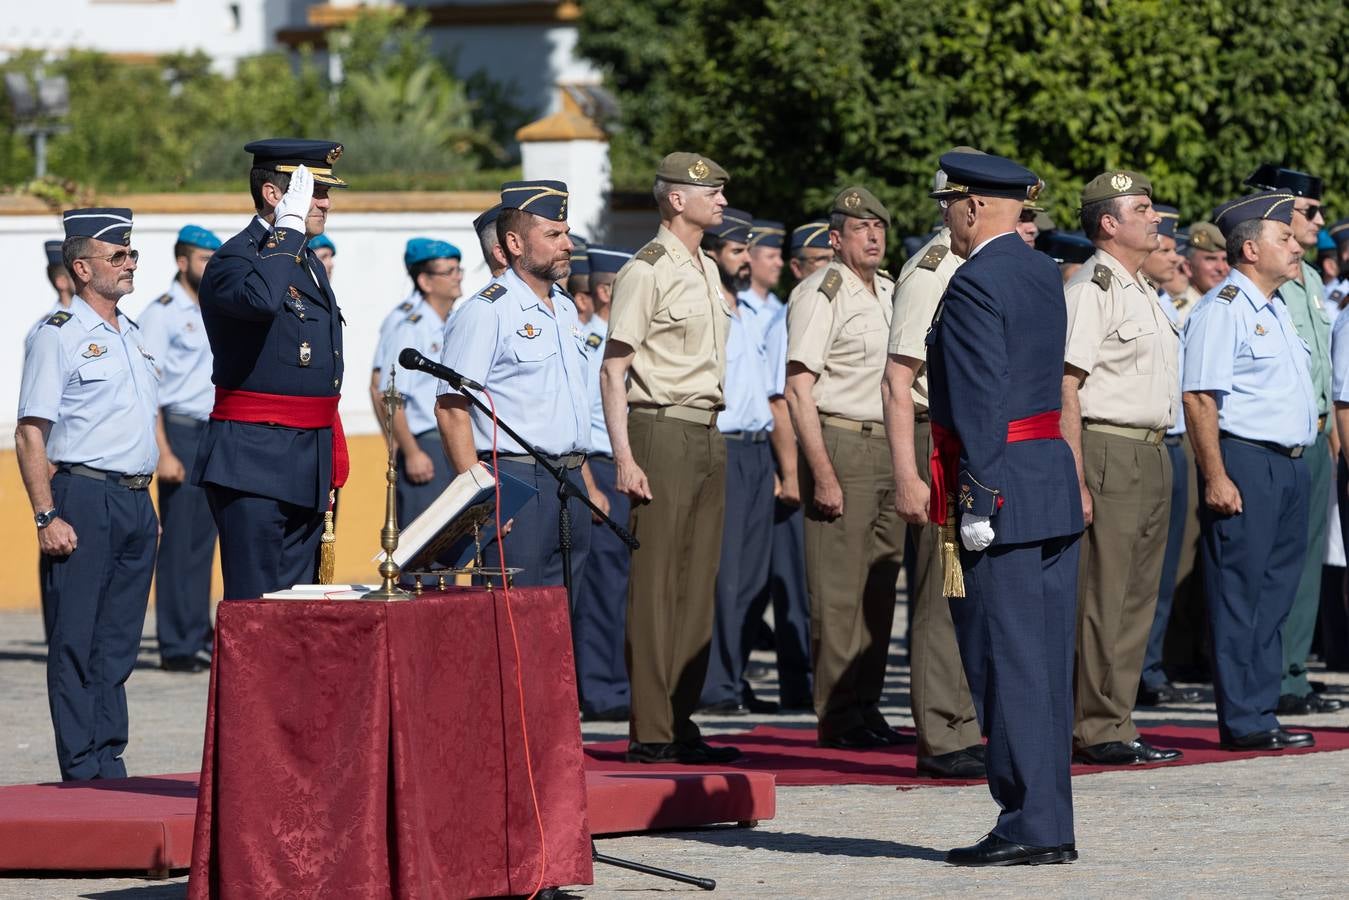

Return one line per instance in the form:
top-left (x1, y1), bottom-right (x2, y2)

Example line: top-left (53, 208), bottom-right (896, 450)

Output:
top-left (483, 388), bottom-right (548, 899)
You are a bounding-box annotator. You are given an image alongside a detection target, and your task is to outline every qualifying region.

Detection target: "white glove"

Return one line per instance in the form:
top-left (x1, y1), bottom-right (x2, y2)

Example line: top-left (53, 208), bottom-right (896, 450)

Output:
top-left (960, 514), bottom-right (995, 551)
top-left (274, 163), bottom-right (314, 232)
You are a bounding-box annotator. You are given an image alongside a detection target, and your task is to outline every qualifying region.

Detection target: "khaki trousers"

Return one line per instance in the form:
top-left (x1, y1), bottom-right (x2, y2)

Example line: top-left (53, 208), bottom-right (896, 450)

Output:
top-left (625, 415), bottom-right (727, 744)
top-left (1074, 429), bottom-right (1172, 746)
top-left (909, 419), bottom-right (981, 756)
top-left (800, 422), bottom-right (904, 740)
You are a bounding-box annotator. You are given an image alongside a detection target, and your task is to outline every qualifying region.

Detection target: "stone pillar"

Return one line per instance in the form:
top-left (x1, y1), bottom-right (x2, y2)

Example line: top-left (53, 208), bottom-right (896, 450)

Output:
top-left (517, 87), bottom-right (611, 243)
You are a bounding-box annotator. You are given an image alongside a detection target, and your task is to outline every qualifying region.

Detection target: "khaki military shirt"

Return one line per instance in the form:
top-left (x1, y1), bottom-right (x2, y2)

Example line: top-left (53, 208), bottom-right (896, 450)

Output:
top-left (608, 224), bottom-right (731, 410)
top-left (787, 261), bottom-right (894, 423)
top-left (887, 227), bottom-right (962, 411)
top-left (1064, 248), bottom-right (1179, 430)
top-left (1173, 283), bottom-right (1202, 324)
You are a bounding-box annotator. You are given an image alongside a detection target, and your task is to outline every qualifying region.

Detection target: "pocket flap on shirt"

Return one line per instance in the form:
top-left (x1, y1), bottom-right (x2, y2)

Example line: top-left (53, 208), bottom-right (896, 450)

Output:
top-left (666, 301), bottom-right (706, 321)
top-left (1116, 319), bottom-right (1155, 341)
top-left (512, 341), bottom-right (558, 364)
top-left (76, 356), bottom-right (113, 383)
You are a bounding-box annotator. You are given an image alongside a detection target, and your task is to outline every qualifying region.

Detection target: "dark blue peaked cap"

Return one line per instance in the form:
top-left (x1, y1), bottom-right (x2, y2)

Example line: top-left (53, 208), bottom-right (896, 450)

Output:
top-left (500, 180), bottom-right (569, 221)
top-left (569, 234), bottom-right (590, 276)
top-left (44, 239), bottom-right (63, 265)
top-left (931, 151), bottom-right (1038, 200)
top-left (244, 138), bottom-right (348, 187)
top-left (708, 208), bottom-right (753, 243)
top-left (63, 208), bottom-right (133, 245)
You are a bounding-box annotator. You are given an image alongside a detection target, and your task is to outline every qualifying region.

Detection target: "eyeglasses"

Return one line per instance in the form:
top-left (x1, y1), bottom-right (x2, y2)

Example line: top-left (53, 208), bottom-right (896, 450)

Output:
top-left (938, 194), bottom-right (971, 210)
top-left (80, 249), bottom-right (139, 267)
top-left (425, 267), bottom-right (460, 278)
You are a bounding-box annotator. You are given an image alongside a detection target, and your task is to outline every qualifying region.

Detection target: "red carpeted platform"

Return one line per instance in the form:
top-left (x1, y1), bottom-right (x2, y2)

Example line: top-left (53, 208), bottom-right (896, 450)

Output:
top-left (0, 769), bottom-right (775, 873)
top-left (583, 724), bottom-right (1349, 787)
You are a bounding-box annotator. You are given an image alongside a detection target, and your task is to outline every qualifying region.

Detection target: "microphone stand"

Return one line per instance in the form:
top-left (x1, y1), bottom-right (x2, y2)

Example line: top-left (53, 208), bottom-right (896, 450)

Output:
top-left (401, 354), bottom-right (716, 893)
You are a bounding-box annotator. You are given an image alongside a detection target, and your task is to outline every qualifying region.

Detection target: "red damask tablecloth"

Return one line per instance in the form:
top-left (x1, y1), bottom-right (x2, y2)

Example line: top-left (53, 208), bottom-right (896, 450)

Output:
top-left (188, 587), bottom-right (593, 898)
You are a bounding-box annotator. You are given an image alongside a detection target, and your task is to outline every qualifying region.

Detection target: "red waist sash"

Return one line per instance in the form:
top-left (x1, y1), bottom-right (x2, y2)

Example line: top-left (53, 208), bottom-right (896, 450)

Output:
top-left (211, 388), bottom-right (349, 489)
top-left (929, 410), bottom-right (1061, 525)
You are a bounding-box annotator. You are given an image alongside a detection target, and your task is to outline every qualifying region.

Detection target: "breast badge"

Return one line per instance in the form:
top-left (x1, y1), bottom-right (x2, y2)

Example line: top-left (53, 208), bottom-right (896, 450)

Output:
top-left (517, 323), bottom-right (541, 339)
top-left (1254, 324), bottom-right (1268, 336)
top-left (299, 341), bottom-right (312, 366)
top-left (82, 344), bottom-right (107, 359)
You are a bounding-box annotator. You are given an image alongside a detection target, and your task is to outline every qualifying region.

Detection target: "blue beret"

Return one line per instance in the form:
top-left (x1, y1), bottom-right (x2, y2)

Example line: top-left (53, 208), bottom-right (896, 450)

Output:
top-left (1328, 219), bottom-right (1349, 248)
top-left (1245, 163), bottom-right (1322, 200)
top-left (473, 203), bottom-right (502, 234)
top-left (500, 180), bottom-right (569, 221)
top-left (404, 237), bottom-right (461, 267)
top-left (790, 220), bottom-right (831, 251)
top-left (569, 234), bottom-right (590, 276)
top-left (244, 138), bottom-right (347, 188)
top-left (176, 224), bottom-right (221, 251)
top-left (44, 239), bottom-right (63, 266)
top-left (1154, 204), bottom-right (1179, 239)
top-left (308, 234), bottom-right (335, 254)
top-left (1318, 228), bottom-right (1337, 252)
top-left (1213, 191), bottom-right (1295, 237)
top-left (931, 151), bottom-right (1038, 200)
top-left (588, 245), bottom-right (633, 275)
top-left (708, 207), bottom-right (753, 243)
top-left (749, 219), bottom-right (786, 249)
top-left (63, 208), bottom-right (132, 245)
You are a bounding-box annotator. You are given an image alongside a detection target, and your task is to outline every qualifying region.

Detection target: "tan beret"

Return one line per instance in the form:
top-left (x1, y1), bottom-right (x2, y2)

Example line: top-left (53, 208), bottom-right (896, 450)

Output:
top-left (1081, 170), bottom-right (1152, 204)
top-left (831, 185), bottom-right (891, 227)
top-left (1186, 222), bottom-right (1225, 252)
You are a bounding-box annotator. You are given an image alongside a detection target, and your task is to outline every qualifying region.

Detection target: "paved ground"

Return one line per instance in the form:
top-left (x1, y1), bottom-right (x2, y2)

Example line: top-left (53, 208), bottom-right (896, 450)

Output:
top-left (1, 606), bottom-right (1347, 898)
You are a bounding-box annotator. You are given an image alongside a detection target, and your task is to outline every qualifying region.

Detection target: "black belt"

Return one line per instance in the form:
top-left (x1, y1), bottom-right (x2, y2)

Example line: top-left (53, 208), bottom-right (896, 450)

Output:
top-left (58, 464), bottom-right (153, 490)
top-left (485, 452), bottom-right (586, 470)
top-left (164, 412), bottom-right (207, 429)
top-left (1219, 432), bottom-right (1305, 459)
top-left (1163, 434), bottom-right (1183, 447)
top-left (723, 429), bottom-right (770, 444)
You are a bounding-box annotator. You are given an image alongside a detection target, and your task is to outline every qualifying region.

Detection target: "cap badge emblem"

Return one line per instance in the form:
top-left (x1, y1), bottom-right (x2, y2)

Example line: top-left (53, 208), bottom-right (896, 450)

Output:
top-left (844, 191), bottom-right (862, 210)
top-left (326, 145), bottom-right (343, 165)
top-left (82, 344), bottom-right (107, 359)
top-left (688, 159), bottom-right (710, 181)
top-left (1110, 173), bottom-right (1133, 192)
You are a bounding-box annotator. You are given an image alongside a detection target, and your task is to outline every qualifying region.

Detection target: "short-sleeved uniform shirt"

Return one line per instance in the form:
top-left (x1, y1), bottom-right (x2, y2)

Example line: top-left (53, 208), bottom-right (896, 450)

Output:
top-left (1157, 290), bottom-right (1186, 436)
top-left (19, 296), bottom-right (161, 474)
top-left (372, 291), bottom-right (420, 376)
top-left (1281, 261), bottom-right (1331, 428)
top-left (606, 225), bottom-right (731, 410)
top-left (137, 279), bottom-right (215, 421)
top-left (1172, 283), bottom-right (1203, 325)
top-left (380, 299), bottom-right (450, 436)
top-left (787, 261), bottom-right (895, 424)
top-left (718, 300), bottom-right (776, 434)
top-left (1064, 248), bottom-right (1179, 430)
top-left (887, 227), bottom-right (961, 411)
top-left (437, 267), bottom-right (590, 456)
top-left (581, 315), bottom-right (611, 454)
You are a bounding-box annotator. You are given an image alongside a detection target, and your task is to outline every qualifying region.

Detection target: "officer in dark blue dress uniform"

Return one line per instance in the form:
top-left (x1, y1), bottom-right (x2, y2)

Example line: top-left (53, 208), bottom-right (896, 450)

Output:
top-left (193, 139), bottom-right (348, 600)
top-left (926, 152), bottom-right (1084, 866)
top-left (17, 208), bottom-right (160, 780)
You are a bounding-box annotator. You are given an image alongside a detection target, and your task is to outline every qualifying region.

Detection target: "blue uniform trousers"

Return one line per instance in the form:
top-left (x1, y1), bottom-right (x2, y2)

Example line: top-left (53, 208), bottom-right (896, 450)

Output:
top-left (154, 417), bottom-right (217, 660)
top-left (43, 470), bottom-right (157, 780)
top-left (951, 534), bottom-right (1078, 849)
top-left (481, 458), bottom-right (591, 590)
top-left (207, 487), bottom-right (324, 600)
top-left (1199, 438), bottom-right (1309, 739)
top-left (1141, 438), bottom-right (1189, 690)
top-left (396, 429), bottom-right (454, 529)
top-left (701, 436), bottom-right (775, 706)
top-left (573, 455), bottom-right (632, 714)
top-left (754, 496), bottom-right (813, 704)
top-left (1282, 430), bottom-right (1330, 696)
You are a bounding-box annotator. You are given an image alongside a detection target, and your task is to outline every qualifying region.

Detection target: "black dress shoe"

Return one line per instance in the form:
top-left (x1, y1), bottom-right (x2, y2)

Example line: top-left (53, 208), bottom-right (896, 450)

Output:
top-left (160, 655), bottom-right (207, 673)
top-left (1073, 741), bottom-right (1141, 765)
top-left (1310, 679), bottom-right (1327, 694)
top-left (581, 705), bottom-right (629, 722)
top-left (1129, 739), bottom-right (1183, 762)
top-left (699, 699), bottom-right (749, 716)
top-left (946, 833), bottom-right (1068, 867)
top-left (1277, 693), bottom-right (1313, 715)
top-left (626, 741), bottom-right (682, 763)
top-left (677, 739), bottom-right (742, 763)
top-left (1220, 729), bottom-right (1284, 751)
top-left (778, 694), bottom-right (814, 712)
top-left (1307, 694), bottom-right (1343, 712)
top-left (819, 725), bottom-right (889, 750)
top-left (868, 725), bottom-right (918, 746)
top-left (743, 693), bottom-right (780, 714)
top-left (1275, 729), bottom-right (1315, 748)
top-left (1138, 682), bottom-right (1202, 706)
top-left (917, 748), bottom-right (987, 779)
top-left (966, 743), bottom-right (986, 762)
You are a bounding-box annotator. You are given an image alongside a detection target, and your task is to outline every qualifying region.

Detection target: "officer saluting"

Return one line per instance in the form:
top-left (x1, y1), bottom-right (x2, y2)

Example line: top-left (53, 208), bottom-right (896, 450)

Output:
top-left (17, 208), bottom-right (160, 780)
top-left (193, 139), bottom-right (349, 600)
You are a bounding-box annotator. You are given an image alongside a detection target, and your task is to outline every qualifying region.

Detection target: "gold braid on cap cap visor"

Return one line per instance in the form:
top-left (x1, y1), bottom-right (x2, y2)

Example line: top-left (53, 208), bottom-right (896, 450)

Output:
top-left (501, 184), bottom-right (570, 212)
top-left (1217, 193), bottom-right (1296, 227)
top-left (749, 226), bottom-right (785, 246)
top-left (797, 223), bottom-right (830, 244)
top-left (1329, 222), bottom-right (1349, 236)
top-left (274, 164), bottom-right (347, 186)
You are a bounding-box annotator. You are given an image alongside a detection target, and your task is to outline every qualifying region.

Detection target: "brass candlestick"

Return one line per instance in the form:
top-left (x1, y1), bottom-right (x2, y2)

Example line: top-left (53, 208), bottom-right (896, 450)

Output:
top-left (364, 371), bottom-right (411, 601)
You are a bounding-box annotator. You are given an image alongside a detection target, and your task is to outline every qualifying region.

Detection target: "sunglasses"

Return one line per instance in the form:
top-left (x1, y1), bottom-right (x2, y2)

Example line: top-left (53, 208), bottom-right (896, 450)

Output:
top-left (80, 249), bottom-right (140, 268)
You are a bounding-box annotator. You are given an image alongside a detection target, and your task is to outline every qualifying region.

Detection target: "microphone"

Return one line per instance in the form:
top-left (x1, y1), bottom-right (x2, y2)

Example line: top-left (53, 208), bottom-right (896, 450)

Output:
top-left (398, 348), bottom-right (485, 392)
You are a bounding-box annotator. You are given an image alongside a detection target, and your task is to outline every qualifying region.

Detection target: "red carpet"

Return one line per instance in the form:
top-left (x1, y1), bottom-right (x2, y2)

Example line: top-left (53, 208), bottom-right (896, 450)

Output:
top-left (583, 724), bottom-right (1349, 787)
top-left (0, 769), bottom-right (775, 873)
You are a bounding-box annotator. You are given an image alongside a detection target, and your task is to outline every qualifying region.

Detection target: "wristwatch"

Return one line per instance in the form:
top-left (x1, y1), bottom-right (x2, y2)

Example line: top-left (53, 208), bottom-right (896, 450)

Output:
top-left (35, 508), bottom-right (57, 529)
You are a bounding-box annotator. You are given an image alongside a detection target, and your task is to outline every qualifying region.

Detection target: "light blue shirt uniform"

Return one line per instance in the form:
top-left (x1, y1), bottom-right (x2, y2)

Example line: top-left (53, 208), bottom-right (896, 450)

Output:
top-left (763, 303), bottom-right (789, 398)
top-left (379, 297), bottom-right (450, 436)
top-left (437, 267), bottom-right (590, 456)
top-left (372, 290), bottom-right (420, 377)
top-left (1158, 290), bottom-right (1186, 435)
top-left (736, 287), bottom-right (781, 348)
top-left (717, 304), bottom-right (775, 434)
top-left (1330, 308), bottom-right (1349, 404)
top-left (19, 296), bottom-right (161, 474)
top-left (25, 304), bottom-right (64, 354)
top-left (1182, 268), bottom-right (1317, 448)
top-left (582, 315), bottom-right (612, 455)
top-left (136, 279), bottom-right (215, 420)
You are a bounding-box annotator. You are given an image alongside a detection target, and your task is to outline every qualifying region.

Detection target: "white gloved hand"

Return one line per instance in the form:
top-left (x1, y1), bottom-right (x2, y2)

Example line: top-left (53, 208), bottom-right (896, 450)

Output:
top-left (274, 163), bottom-right (314, 232)
top-left (960, 514), bottom-right (995, 551)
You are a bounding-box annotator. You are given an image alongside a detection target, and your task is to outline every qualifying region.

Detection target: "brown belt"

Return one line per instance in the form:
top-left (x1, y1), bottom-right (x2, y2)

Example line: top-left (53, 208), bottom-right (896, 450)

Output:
top-left (1084, 421), bottom-right (1165, 445)
top-left (820, 414), bottom-right (883, 437)
top-left (632, 405), bottom-right (719, 428)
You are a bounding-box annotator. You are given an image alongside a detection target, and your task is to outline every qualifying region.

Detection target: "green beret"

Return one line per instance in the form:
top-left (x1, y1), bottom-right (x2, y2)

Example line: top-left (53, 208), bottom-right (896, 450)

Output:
top-left (1187, 221), bottom-right (1225, 252)
top-left (831, 185), bottom-right (891, 227)
top-left (656, 152), bottom-right (729, 187)
top-left (1081, 170), bottom-right (1152, 205)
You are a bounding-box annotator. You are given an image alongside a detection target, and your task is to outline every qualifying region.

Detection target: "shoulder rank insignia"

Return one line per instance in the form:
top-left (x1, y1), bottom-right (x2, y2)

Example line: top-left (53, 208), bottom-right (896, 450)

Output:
top-left (585, 332), bottom-right (603, 350)
top-left (1216, 284), bottom-right (1240, 302)
top-left (407, 313), bottom-right (422, 324)
top-left (517, 323), bottom-right (541, 339)
top-left (45, 310), bottom-right (72, 328)
top-left (820, 268), bottom-right (843, 301)
top-left (82, 343), bottom-right (107, 359)
top-left (878, 267), bottom-right (894, 282)
top-left (1090, 264), bottom-right (1112, 291)
top-left (635, 242), bottom-right (667, 265)
top-left (398, 300), bottom-right (415, 312)
top-left (1331, 289), bottom-right (1345, 307)
top-left (156, 292), bottom-right (172, 305)
top-left (478, 283), bottom-right (507, 303)
top-left (917, 245), bottom-right (949, 271)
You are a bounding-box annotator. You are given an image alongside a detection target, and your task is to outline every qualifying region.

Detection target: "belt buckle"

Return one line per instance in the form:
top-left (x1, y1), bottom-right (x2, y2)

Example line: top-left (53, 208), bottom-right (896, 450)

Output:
top-left (1290, 445), bottom-right (1305, 459)
top-left (127, 474), bottom-right (152, 489)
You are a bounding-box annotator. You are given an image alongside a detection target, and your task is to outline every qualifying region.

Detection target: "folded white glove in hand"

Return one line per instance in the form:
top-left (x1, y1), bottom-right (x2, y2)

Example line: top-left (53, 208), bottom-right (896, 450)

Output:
top-left (274, 163), bottom-right (314, 232)
top-left (960, 514), bottom-right (995, 551)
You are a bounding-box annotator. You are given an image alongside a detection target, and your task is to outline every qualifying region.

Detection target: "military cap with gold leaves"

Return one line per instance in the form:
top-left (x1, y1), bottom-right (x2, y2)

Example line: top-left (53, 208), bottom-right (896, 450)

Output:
top-left (832, 185), bottom-right (891, 227)
top-left (656, 152), bottom-right (730, 187)
top-left (244, 138), bottom-right (348, 188)
top-left (500, 179), bottom-right (570, 221)
top-left (1186, 222), bottom-right (1225, 253)
top-left (1080, 170), bottom-right (1151, 204)
top-left (1212, 190), bottom-right (1295, 237)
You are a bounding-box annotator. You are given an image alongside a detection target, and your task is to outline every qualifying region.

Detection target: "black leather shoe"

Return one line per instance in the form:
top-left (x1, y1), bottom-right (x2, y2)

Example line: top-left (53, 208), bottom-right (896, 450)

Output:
top-left (868, 725), bottom-right (918, 746)
top-left (160, 655), bottom-right (207, 673)
top-left (1281, 692), bottom-right (1344, 714)
top-left (1310, 679), bottom-right (1328, 694)
top-left (946, 833), bottom-right (1068, 866)
top-left (626, 741), bottom-right (682, 763)
top-left (581, 705), bottom-right (629, 722)
top-left (699, 699), bottom-right (749, 716)
top-left (1059, 843), bottom-right (1079, 862)
top-left (1073, 741), bottom-right (1141, 765)
top-left (1129, 739), bottom-right (1183, 762)
top-left (677, 739), bottom-right (742, 763)
top-left (1275, 729), bottom-right (1315, 748)
top-left (1138, 682), bottom-right (1202, 706)
top-left (743, 693), bottom-right (780, 714)
top-left (1306, 694), bottom-right (1343, 712)
top-left (966, 743), bottom-right (986, 762)
top-left (917, 748), bottom-right (987, 779)
top-left (819, 725), bottom-right (889, 750)
top-left (1220, 729), bottom-right (1284, 751)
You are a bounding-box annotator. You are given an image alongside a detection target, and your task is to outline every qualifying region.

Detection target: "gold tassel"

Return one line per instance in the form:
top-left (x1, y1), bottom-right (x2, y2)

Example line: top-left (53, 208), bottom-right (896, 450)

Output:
top-left (318, 489), bottom-right (336, 584)
top-left (941, 492), bottom-right (965, 598)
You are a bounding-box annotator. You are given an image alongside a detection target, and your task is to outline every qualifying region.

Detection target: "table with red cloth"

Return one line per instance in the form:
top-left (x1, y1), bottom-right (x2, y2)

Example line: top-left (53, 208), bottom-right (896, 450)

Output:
top-left (188, 587), bottom-right (593, 899)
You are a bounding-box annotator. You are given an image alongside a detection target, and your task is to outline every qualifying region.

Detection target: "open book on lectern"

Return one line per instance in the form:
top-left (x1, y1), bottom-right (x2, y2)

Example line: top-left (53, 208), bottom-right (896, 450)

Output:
top-left (379, 461), bottom-right (537, 572)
